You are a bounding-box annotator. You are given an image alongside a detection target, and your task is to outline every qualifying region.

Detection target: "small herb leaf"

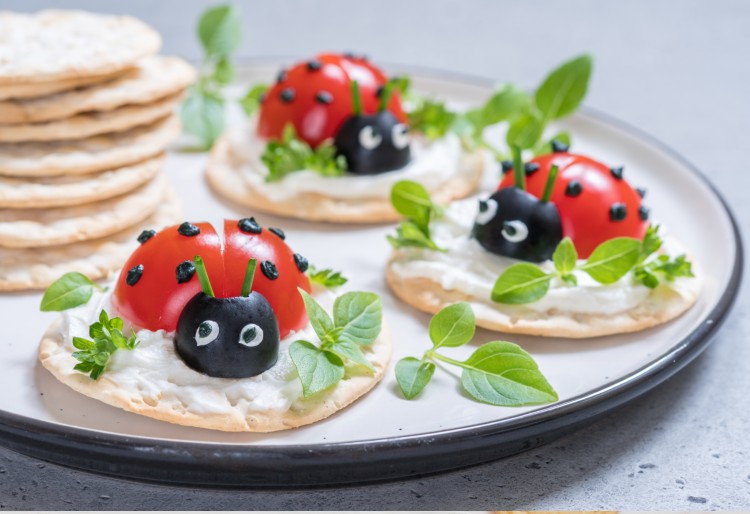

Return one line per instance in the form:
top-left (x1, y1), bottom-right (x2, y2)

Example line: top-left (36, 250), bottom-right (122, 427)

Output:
top-left (460, 341), bottom-right (558, 406)
top-left (491, 263), bottom-right (552, 304)
top-left (428, 301), bottom-right (475, 349)
top-left (298, 289), bottom-right (334, 342)
top-left (390, 180), bottom-right (433, 232)
top-left (71, 310), bottom-right (138, 380)
top-left (327, 340), bottom-right (375, 372)
top-left (535, 54), bottom-right (593, 121)
top-left (395, 357), bottom-right (435, 400)
top-left (40, 272), bottom-right (99, 312)
top-left (387, 221), bottom-right (443, 251)
top-left (240, 84), bottom-right (268, 117)
top-left (289, 340), bottom-right (344, 397)
top-left (197, 4), bottom-right (242, 57)
top-left (506, 110), bottom-right (545, 150)
top-left (181, 88), bottom-right (225, 150)
top-left (552, 237), bottom-right (578, 275)
top-left (333, 292), bottom-right (382, 346)
top-left (307, 265), bottom-right (348, 288)
top-left (581, 237), bottom-right (642, 284)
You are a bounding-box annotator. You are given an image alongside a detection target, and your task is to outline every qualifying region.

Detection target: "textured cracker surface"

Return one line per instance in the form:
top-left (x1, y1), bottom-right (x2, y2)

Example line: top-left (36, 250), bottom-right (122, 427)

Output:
top-left (0, 68), bottom-right (128, 101)
top-left (205, 131), bottom-right (485, 223)
top-left (0, 188), bottom-right (182, 291)
top-left (0, 10), bottom-right (160, 83)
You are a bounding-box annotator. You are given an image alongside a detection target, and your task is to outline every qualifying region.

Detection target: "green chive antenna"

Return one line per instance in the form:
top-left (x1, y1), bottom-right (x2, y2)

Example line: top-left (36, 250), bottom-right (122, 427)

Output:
top-left (350, 80), bottom-right (362, 116)
top-left (541, 164), bottom-right (560, 203)
top-left (378, 80), bottom-right (395, 112)
top-left (194, 255), bottom-right (214, 297)
top-left (511, 145), bottom-right (526, 190)
top-left (240, 258), bottom-right (257, 297)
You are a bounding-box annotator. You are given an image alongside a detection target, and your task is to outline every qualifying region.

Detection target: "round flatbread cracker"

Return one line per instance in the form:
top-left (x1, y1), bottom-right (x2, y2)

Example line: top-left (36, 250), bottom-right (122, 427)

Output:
top-left (0, 115), bottom-right (179, 177)
top-left (0, 68), bottom-right (128, 101)
top-left (38, 313), bottom-right (392, 432)
top-left (0, 10), bottom-right (160, 84)
top-left (385, 258), bottom-right (702, 338)
top-left (206, 133), bottom-right (485, 223)
top-left (0, 188), bottom-right (182, 291)
top-left (0, 172), bottom-right (167, 248)
top-left (0, 56), bottom-right (194, 124)
top-left (0, 93), bottom-right (180, 143)
top-left (0, 154), bottom-right (163, 209)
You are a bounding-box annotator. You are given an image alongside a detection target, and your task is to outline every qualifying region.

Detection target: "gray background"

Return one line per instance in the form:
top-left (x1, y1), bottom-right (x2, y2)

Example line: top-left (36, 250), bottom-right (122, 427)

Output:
top-left (0, 0), bottom-right (748, 510)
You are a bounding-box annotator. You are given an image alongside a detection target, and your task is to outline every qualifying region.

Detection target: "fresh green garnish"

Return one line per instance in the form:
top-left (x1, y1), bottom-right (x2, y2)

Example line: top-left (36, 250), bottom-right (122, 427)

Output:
top-left (290, 290), bottom-right (382, 397)
top-left (239, 84), bottom-right (268, 117)
top-left (307, 265), bottom-right (348, 289)
top-left (40, 272), bottom-right (105, 312)
top-left (387, 180), bottom-right (444, 251)
top-left (395, 302), bottom-right (558, 405)
top-left (407, 98), bottom-right (458, 141)
top-left (71, 310), bottom-right (139, 380)
top-left (181, 5), bottom-right (242, 150)
top-left (261, 124), bottom-right (346, 182)
top-left (491, 227), bottom-right (694, 304)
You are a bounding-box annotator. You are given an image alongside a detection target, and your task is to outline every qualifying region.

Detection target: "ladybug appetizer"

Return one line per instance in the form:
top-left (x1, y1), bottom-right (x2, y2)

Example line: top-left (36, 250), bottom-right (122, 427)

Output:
top-left (205, 52), bottom-right (486, 223)
top-left (37, 218), bottom-right (391, 432)
top-left (386, 143), bottom-right (699, 339)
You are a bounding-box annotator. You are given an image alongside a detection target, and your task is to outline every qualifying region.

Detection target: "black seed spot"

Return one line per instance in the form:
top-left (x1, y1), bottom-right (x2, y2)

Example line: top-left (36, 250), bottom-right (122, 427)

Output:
top-left (639, 205), bottom-right (650, 221)
top-left (269, 227), bottom-right (286, 240)
top-left (177, 222), bottom-right (200, 237)
top-left (306, 60), bottom-right (322, 71)
top-left (276, 69), bottom-right (287, 83)
top-left (238, 217), bottom-right (261, 234)
top-left (176, 260), bottom-right (196, 284)
top-left (551, 139), bottom-right (570, 152)
top-left (293, 253), bottom-right (309, 272)
top-left (565, 180), bottom-right (583, 197)
top-left (524, 163), bottom-right (540, 176)
top-left (280, 88), bottom-right (295, 103)
top-left (137, 230), bottom-right (156, 244)
top-left (315, 91), bottom-right (333, 104)
top-left (126, 264), bottom-right (144, 286)
top-left (610, 203), bottom-right (627, 221)
top-left (501, 160), bottom-right (513, 174)
top-left (343, 52), bottom-right (355, 59)
top-left (610, 166), bottom-right (624, 180)
top-left (261, 260), bottom-right (279, 280)
top-left (636, 187), bottom-right (647, 198)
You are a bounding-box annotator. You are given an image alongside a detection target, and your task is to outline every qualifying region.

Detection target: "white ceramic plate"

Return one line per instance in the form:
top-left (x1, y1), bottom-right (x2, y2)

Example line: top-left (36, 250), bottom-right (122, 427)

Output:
top-left (0, 64), bottom-right (741, 486)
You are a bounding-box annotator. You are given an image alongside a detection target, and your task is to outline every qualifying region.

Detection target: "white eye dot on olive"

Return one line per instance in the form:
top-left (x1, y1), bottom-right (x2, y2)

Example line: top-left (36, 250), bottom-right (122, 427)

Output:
top-left (195, 320), bottom-right (219, 346)
top-left (358, 126), bottom-right (382, 150)
top-left (475, 198), bottom-right (498, 225)
top-left (501, 220), bottom-right (529, 243)
top-left (238, 323), bottom-right (264, 348)
top-left (391, 123), bottom-right (410, 149)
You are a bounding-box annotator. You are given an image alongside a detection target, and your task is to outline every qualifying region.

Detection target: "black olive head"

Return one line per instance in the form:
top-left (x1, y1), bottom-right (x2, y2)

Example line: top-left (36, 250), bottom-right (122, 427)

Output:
top-left (334, 111), bottom-right (411, 175)
top-left (175, 292), bottom-right (280, 378)
top-left (472, 187), bottom-right (563, 263)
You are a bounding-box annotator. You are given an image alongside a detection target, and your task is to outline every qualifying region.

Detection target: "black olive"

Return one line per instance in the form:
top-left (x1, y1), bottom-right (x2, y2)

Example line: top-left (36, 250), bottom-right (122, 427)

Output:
top-left (472, 187), bottom-right (563, 263)
top-left (175, 293), bottom-right (280, 378)
top-left (334, 111), bottom-right (411, 175)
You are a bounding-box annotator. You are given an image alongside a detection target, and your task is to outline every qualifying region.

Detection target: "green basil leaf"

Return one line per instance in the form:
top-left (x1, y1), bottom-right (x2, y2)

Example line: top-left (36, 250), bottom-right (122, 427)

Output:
top-left (638, 224), bottom-right (663, 263)
top-left (534, 54), bottom-right (593, 120)
top-left (328, 340), bottom-right (375, 372)
top-left (197, 4), bottom-right (242, 57)
top-left (89, 365), bottom-right (105, 381)
top-left (460, 341), bottom-right (558, 406)
top-left (333, 292), bottom-right (382, 346)
top-left (298, 289), bottom-right (335, 342)
top-left (390, 180), bottom-right (433, 232)
top-left (581, 237), bottom-right (642, 284)
top-left (289, 340), bottom-right (345, 397)
top-left (468, 84), bottom-right (531, 129)
top-left (239, 84), bottom-right (268, 117)
top-left (72, 337), bottom-right (95, 351)
top-left (387, 221), bottom-right (443, 251)
top-left (429, 302), bottom-right (475, 349)
top-left (506, 110), bottom-right (544, 150)
top-left (40, 272), bottom-right (97, 312)
top-left (491, 263), bottom-right (551, 304)
top-left (212, 55), bottom-right (235, 85)
top-left (306, 265), bottom-right (348, 288)
top-left (552, 237), bottom-right (578, 275)
top-left (181, 88), bottom-right (225, 150)
top-left (407, 98), bottom-right (456, 140)
top-left (395, 357), bottom-right (435, 400)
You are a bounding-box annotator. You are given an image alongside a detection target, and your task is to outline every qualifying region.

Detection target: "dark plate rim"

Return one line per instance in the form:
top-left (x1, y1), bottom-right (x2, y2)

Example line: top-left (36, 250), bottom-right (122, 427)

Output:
top-left (0, 60), bottom-right (743, 485)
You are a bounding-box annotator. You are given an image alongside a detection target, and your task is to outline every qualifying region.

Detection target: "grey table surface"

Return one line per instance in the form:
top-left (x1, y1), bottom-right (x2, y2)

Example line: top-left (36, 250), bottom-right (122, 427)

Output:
top-left (0, 0), bottom-right (748, 510)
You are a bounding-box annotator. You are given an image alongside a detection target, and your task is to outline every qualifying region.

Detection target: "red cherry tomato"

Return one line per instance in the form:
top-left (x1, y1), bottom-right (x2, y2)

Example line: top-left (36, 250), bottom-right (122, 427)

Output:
top-left (257, 53), bottom-right (406, 147)
top-left (499, 153), bottom-right (648, 257)
top-left (112, 220), bottom-right (311, 338)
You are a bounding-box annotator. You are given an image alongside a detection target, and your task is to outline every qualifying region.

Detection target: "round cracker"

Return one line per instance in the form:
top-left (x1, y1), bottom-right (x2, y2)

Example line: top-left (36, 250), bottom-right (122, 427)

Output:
top-left (206, 132), bottom-right (485, 224)
top-left (0, 56), bottom-right (194, 124)
top-left (0, 188), bottom-right (182, 291)
top-left (0, 93), bottom-right (180, 143)
top-left (0, 172), bottom-right (167, 248)
top-left (38, 315), bottom-right (392, 433)
top-left (0, 115), bottom-right (179, 177)
top-left (0, 154), bottom-right (163, 209)
top-left (0, 10), bottom-right (160, 84)
top-left (0, 68), bottom-right (128, 101)
top-left (386, 257), bottom-right (701, 338)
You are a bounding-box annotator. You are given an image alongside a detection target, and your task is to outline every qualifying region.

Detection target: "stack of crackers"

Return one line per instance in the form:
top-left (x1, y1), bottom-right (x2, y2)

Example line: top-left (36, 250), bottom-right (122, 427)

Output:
top-left (0, 10), bottom-right (194, 291)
